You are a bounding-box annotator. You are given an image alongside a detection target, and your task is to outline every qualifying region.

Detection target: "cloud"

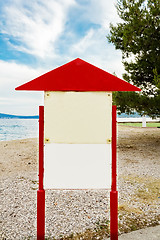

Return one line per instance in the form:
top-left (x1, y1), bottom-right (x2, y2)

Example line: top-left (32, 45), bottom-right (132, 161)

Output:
top-left (59, 0), bottom-right (124, 77)
top-left (0, 0), bottom-right (125, 115)
top-left (1, 0), bottom-right (120, 61)
top-left (70, 26), bottom-right (124, 77)
top-left (1, 0), bottom-right (76, 58)
top-left (0, 60), bottom-right (45, 115)
top-left (0, 60), bottom-right (44, 87)
top-left (73, 0), bottom-right (119, 28)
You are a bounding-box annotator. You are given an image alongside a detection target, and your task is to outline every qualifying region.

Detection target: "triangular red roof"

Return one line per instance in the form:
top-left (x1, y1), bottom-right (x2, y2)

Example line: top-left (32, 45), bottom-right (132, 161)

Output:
top-left (15, 58), bottom-right (141, 92)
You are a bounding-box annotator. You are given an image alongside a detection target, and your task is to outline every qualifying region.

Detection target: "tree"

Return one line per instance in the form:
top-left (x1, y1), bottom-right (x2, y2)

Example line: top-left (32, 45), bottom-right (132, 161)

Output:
top-left (107, 0), bottom-right (160, 118)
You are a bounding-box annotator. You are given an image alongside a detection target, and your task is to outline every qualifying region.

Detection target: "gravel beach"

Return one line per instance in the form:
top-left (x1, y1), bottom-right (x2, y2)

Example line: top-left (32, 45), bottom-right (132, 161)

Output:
top-left (0, 126), bottom-right (160, 239)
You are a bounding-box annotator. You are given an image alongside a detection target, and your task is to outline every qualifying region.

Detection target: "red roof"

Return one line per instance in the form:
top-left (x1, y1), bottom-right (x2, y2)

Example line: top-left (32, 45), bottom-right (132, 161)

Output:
top-left (15, 58), bottom-right (141, 92)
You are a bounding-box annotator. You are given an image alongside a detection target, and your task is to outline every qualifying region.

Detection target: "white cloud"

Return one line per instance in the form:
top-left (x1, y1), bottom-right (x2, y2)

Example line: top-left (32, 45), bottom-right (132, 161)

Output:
top-left (1, 0), bottom-right (76, 58)
top-left (0, 0), bottom-right (125, 115)
top-left (63, 0), bottom-right (124, 77)
top-left (75, 0), bottom-right (119, 28)
top-left (0, 60), bottom-right (45, 115)
top-left (1, 0), bottom-right (120, 61)
top-left (71, 28), bottom-right (95, 53)
top-left (0, 96), bottom-right (41, 104)
top-left (0, 60), bottom-right (44, 87)
top-left (70, 27), bottom-right (124, 78)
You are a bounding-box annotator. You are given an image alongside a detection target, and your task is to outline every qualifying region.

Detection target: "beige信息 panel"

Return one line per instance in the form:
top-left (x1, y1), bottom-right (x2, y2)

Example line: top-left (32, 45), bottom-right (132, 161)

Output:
top-left (44, 91), bottom-right (112, 144)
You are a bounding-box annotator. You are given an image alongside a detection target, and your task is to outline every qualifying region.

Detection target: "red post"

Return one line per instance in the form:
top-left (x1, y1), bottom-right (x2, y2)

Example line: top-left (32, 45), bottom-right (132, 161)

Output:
top-left (110, 105), bottom-right (118, 240)
top-left (37, 106), bottom-right (45, 240)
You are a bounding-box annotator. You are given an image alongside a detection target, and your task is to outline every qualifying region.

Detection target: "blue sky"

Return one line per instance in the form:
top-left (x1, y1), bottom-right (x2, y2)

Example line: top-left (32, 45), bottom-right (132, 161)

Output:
top-left (0, 0), bottom-right (124, 115)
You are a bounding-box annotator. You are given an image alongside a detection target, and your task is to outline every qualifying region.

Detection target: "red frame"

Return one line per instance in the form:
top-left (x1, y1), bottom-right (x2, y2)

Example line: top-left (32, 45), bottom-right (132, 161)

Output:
top-left (37, 105), bottom-right (118, 240)
top-left (37, 106), bottom-right (45, 240)
top-left (110, 105), bottom-right (118, 240)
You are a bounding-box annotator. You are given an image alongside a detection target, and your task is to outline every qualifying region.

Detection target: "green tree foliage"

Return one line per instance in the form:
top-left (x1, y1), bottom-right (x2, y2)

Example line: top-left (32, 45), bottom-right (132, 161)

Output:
top-left (107, 0), bottom-right (160, 117)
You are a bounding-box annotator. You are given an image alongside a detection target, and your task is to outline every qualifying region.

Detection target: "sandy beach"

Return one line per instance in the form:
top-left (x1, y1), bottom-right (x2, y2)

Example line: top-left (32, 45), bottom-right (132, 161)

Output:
top-left (0, 126), bottom-right (160, 239)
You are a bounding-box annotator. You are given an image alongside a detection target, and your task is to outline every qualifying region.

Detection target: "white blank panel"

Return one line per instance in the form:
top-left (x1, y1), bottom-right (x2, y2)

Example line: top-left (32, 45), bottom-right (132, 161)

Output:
top-left (44, 91), bottom-right (112, 143)
top-left (44, 143), bottom-right (111, 189)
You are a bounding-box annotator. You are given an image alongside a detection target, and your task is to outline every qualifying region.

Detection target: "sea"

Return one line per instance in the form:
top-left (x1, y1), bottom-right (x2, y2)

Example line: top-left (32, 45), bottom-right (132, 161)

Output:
top-left (0, 114), bottom-right (158, 141)
top-left (0, 119), bottom-right (39, 141)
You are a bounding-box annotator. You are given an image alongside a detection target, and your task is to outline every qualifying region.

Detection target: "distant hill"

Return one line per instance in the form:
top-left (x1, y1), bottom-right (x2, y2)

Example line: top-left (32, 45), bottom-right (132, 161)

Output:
top-left (117, 112), bottom-right (150, 118)
top-left (0, 112), bottom-right (144, 119)
top-left (0, 113), bottom-right (39, 119)
top-left (117, 112), bottom-right (142, 118)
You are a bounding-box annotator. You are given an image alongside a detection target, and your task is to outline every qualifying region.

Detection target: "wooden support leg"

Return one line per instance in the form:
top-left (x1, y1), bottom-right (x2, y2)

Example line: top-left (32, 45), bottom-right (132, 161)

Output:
top-left (110, 191), bottom-right (118, 240)
top-left (37, 189), bottom-right (45, 240)
top-left (37, 106), bottom-right (45, 240)
top-left (110, 105), bottom-right (118, 240)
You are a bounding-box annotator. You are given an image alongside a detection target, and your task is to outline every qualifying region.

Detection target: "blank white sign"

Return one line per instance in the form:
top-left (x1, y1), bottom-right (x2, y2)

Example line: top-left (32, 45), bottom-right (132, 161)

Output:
top-left (44, 143), bottom-right (111, 189)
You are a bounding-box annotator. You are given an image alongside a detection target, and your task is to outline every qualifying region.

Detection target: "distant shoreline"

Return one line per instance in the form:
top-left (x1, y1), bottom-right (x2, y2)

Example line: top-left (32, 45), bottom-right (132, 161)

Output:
top-left (0, 113), bottom-right (39, 119)
top-left (0, 112), bottom-right (159, 121)
top-left (0, 112), bottom-right (145, 119)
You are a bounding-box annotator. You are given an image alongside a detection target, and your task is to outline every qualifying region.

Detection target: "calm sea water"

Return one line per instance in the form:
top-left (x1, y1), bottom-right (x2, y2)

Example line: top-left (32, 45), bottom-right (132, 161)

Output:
top-left (0, 119), bottom-right (39, 141)
top-left (0, 116), bottom-right (156, 141)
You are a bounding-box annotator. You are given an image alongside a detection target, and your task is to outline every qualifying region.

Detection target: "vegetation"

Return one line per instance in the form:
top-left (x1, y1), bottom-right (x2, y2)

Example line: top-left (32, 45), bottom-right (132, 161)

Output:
top-left (107, 0), bottom-right (160, 118)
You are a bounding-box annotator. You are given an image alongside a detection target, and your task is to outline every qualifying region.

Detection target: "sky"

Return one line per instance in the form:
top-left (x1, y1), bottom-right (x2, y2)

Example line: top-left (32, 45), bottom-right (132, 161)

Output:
top-left (0, 0), bottom-right (124, 116)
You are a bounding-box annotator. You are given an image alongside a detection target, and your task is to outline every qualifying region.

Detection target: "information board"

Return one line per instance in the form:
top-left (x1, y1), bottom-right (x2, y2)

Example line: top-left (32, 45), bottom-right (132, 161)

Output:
top-left (44, 91), bottom-right (112, 189)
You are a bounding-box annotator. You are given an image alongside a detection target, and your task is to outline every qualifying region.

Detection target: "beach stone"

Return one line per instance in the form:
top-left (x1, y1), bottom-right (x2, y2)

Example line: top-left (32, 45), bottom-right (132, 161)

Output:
top-left (0, 127), bottom-right (160, 239)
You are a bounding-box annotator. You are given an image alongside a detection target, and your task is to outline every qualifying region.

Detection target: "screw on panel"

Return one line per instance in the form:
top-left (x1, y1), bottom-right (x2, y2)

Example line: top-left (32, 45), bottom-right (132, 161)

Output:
top-left (45, 138), bottom-right (50, 143)
top-left (46, 93), bottom-right (50, 97)
top-left (107, 139), bottom-right (111, 144)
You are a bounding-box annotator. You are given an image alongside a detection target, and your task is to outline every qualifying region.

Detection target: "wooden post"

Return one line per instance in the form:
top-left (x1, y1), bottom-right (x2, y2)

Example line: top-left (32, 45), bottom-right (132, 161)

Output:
top-left (37, 106), bottom-right (45, 240)
top-left (110, 105), bottom-right (118, 240)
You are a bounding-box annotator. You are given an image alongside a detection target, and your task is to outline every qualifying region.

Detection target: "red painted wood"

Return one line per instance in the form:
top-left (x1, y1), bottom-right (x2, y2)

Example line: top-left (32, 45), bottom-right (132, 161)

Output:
top-left (39, 106), bottom-right (44, 190)
top-left (16, 58), bottom-right (141, 92)
top-left (112, 105), bottom-right (117, 192)
top-left (110, 191), bottom-right (118, 240)
top-left (37, 190), bottom-right (45, 240)
top-left (110, 105), bottom-right (118, 240)
top-left (37, 106), bottom-right (45, 240)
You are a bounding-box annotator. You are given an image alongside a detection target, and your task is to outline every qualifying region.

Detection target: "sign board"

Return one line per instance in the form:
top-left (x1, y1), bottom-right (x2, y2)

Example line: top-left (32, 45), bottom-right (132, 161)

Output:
top-left (15, 58), bottom-right (141, 240)
top-left (44, 91), bottom-right (112, 189)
